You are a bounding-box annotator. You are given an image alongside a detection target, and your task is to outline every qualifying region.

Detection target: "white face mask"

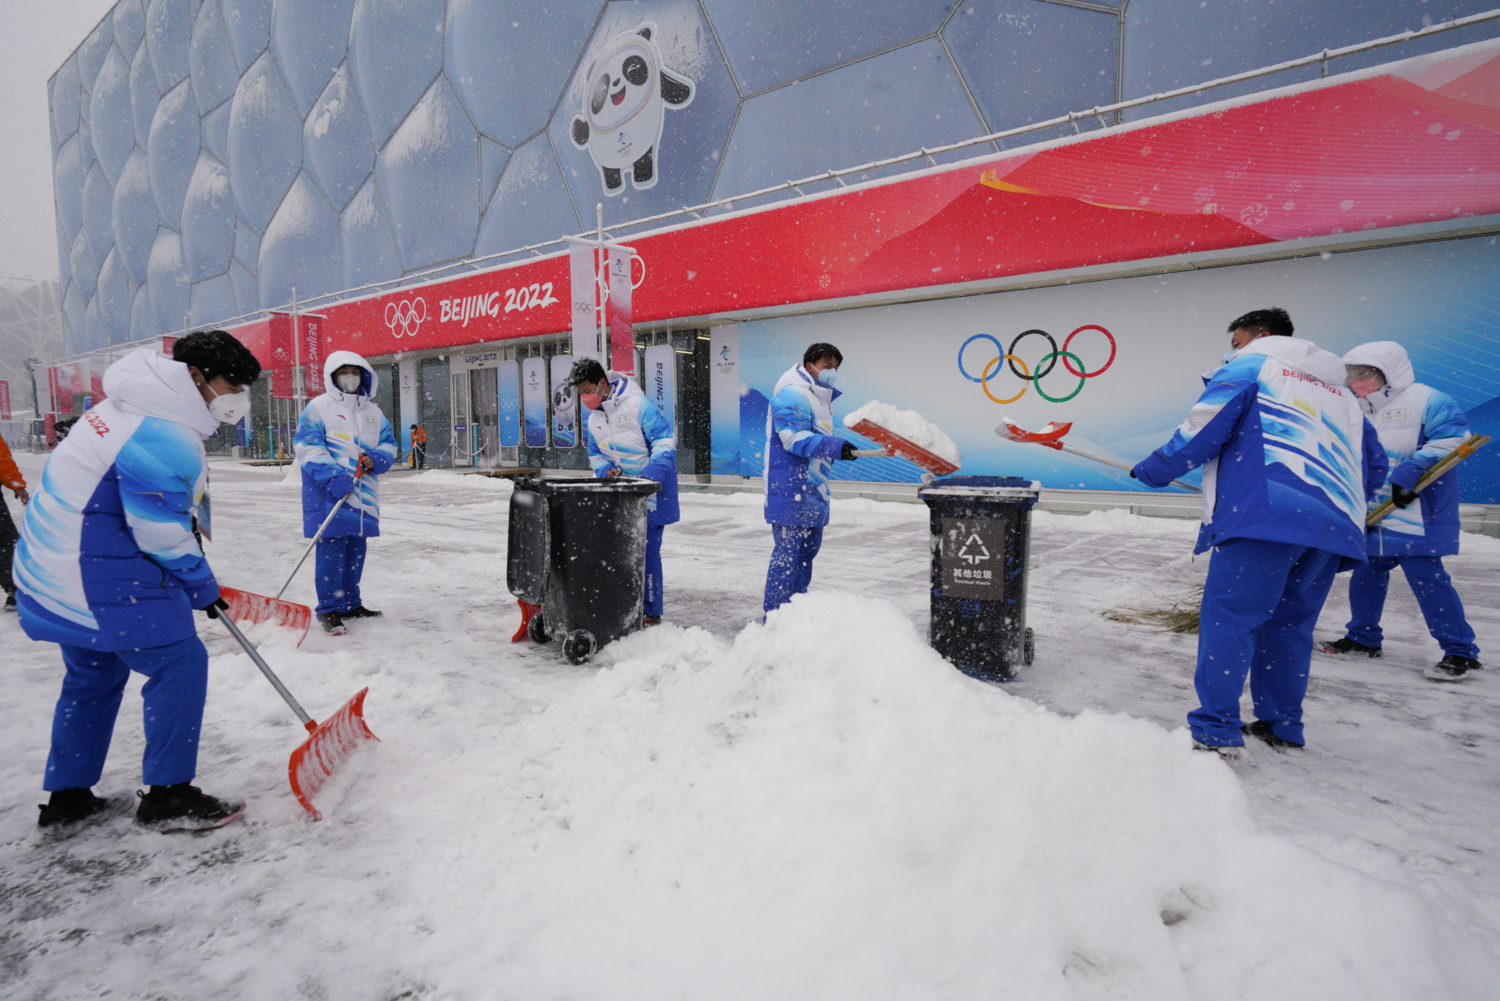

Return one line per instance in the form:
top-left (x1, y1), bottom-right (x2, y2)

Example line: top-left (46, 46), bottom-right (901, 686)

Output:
top-left (206, 384), bottom-right (250, 425)
top-left (336, 372), bottom-right (363, 394)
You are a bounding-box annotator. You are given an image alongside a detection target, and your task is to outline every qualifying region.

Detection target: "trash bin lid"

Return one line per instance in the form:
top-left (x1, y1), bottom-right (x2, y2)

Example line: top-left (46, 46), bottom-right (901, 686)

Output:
top-left (919, 475), bottom-right (1041, 500)
top-left (542, 476), bottom-right (659, 497)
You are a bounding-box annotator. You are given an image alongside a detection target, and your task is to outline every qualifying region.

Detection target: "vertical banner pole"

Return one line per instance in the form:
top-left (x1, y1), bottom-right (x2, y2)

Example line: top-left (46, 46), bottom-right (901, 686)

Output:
top-left (596, 204), bottom-right (606, 364)
top-left (291, 287), bottom-right (304, 415)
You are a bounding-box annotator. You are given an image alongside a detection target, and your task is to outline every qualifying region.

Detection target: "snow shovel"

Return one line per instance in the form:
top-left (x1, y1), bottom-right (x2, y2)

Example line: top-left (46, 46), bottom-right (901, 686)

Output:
top-left (218, 585), bottom-right (312, 647)
top-left (216, 609), bottom-right (380, 820)
top-left (276, 466), bottom-right (366, 600)
top-left (996, 418), bottom-right (1202, 493)
top-left (846, 418), bottom-right (959, 476)
top-left (1367, 434), bottom-right (1490, 527)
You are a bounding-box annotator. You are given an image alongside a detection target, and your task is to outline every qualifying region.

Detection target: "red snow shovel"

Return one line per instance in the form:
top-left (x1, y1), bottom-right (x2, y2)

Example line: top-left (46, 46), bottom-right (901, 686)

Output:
top-left (996, 418), bottom-right (1202, 493)
top-left (218, 586), bottom-right (312, 647)
top-left (217, 610), bottom-right (379, 820)
top-left (846, 418), bottom-right (959, 476)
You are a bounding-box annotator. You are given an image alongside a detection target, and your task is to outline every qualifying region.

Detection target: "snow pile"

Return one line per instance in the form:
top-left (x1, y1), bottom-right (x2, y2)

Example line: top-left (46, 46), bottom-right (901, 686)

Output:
top-left (400, 592), bottom-right (1454, 999)
top-left (843, 400), bottom-right (961, 465)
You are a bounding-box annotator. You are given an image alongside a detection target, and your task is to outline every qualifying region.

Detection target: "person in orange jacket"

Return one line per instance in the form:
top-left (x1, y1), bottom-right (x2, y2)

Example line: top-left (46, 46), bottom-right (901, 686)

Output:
top-left (409, 424), bottom-right (428, 469)
top-left (0, 435), bottom-right (28, 610)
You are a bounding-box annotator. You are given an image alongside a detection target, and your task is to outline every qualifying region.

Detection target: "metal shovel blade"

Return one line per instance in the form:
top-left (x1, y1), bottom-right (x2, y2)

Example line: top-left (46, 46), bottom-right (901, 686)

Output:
top-left (288, 687), bottom-right (380, 821)
top-left (996, 417), bottom-right (1073, 448)
top-left (219, 586), bottom-right (312, 647)
top-left (847, 418), bottom-right (960, 476)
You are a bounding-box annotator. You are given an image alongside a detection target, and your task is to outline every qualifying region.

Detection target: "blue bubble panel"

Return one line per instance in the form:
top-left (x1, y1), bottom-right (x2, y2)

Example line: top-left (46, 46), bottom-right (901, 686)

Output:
top-left (77, 122), bottom-right (96, 175)
top-left (234, 218), bottom-right (260, 269)
top-left (54, 133), bottom-right (88, 244)
top-left (191, 0), bottom-right (242, 115)
top-left (53, 57), bottom-right (82, 146)
top-left (129, 283), bottom-right (152, 339)
top-left (446, 0), bottom-right (599, 145)
top-left (340, 176), bottom-right (402, 291)
top-left (258, 172), bottom-right (341, 308)
top-left (349, 0), bottom-right (445, 150)
top-left (79, 16), bottom-right (114, 85)
top-left (112, 148), bottom-right (160, 286)
top-left (146, 0), bottom-right (193, 93)
top-left (702, 0), bottom-right (948, 93)
top-left (475, 135), bottom-right (579, 261)
top-left (71, 231), bottom-right (99, 301)
top-left (114, 0), bottom-right (146, 60)
top-left (63, 280), bottom-right (88, 354)
top-left (83, 164), bottom-right (116, 263)
top-left (147, 79), bottom-right (200, 229)
top-left (271, 0), bottom-right (357, 117)
top-left (56, 208), bottom-right (74, 296)
top-left (147, 228), bottom-right (192, 332)
top-left (182, 153), bottom-right (236, 281)
top-left (203, 99), bottom-right (232, 162)
top-left (945, 0), bottom-right (1117, 138)
top-left (130, 45), bottom-right (160, 147)
top-left (375, 77), bottom-right (479, 270)
top-left (189, 273), bottom-right (240, 327)
top-left (95, 249), bottom-right (136, 344)
top-left (89, 47), bottom-right (136, 185)
top-left (480, 136), bottom-right (509, 207)
top-left (304, 62), bottom-right (376, 211)
top-left (228, 52), bottom-right (304, 231)
top-left (229, 259), bottom-right (258, 313)
top-left (222, 0), bottom-right (272, 74)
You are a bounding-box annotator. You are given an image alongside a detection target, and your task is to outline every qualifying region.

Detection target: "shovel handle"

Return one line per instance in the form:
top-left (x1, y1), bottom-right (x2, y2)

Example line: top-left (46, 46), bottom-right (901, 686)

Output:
top-left (1366, 434), bottom-right (1489, 527)
top-left (217, 609), bottom-right (316, 729)
top-left (851, 448), bottom-right (892, 457)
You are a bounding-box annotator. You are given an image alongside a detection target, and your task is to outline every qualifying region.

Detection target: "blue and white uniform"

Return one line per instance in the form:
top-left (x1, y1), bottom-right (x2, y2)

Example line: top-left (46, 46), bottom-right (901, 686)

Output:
top-left (584, 372), bottom-right (678, 618)
top-left (1135, 336), bottom-right (1388, 748)
top-left (763, 364), bottom-right (845, 614)
top-left (294, 351), bottom-right (398, 617)
top-left (1339, 341), bottom-right (1479, 659)
top-left (14, 348), bottom-right (224, 790)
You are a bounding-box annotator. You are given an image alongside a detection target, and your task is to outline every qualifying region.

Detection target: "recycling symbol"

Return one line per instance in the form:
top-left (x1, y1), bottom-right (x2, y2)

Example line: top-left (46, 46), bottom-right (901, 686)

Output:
top-left (957, 531), bottom-right (990, 565)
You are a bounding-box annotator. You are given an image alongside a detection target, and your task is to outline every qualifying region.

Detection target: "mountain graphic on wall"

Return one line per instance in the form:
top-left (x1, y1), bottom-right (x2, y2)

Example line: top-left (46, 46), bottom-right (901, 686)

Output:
top-left (1461, 394), bottom-right (1500, 505)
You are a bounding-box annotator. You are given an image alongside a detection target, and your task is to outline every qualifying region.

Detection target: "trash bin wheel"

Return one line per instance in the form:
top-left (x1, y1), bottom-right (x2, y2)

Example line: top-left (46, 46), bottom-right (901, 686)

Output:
top-left (1023, 627), bottom-right (1035, 666)
top-left (563, 629), bottom-right (598, 665)
top-left (527, 612), bottom-right (551, 644)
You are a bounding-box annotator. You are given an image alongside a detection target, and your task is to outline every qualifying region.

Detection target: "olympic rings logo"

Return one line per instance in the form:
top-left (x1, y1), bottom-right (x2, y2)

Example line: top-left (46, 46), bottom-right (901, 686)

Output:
top-left (384, 298), bottom-right (427, 339)
top-left (957, 325), bottom-right (1116, 404)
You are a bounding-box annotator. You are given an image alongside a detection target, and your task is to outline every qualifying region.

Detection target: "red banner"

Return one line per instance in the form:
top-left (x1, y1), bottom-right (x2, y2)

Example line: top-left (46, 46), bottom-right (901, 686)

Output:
top-left (0, 380), bottom-right (10, 420)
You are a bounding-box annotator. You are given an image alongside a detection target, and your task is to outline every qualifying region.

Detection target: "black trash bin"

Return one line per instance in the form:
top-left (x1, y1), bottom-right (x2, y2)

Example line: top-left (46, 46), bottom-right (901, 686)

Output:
top-left (507, 475), bottom-right (660, 664)
top-left (917, 476), bottom-right (1041, 680)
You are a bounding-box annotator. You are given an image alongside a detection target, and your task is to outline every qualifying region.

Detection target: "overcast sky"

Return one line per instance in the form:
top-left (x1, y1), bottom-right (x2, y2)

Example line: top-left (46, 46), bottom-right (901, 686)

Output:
top-left (0, 0), bottom-right (118, 279)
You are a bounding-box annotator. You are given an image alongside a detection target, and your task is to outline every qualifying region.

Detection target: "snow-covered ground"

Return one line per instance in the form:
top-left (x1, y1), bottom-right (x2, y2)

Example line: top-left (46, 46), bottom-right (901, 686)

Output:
top-left (3, 451), bottom-right (1498, 1000)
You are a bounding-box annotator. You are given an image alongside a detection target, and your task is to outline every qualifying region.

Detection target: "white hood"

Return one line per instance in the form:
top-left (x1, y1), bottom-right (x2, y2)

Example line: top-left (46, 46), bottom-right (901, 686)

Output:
top-left (1237, 336), bottom-right (1347, 386)
top-left (323, 350), bottom-right (376, 403)
top-left (1341, 340), bottom-right (1415, 395)
top-left (600, 370), bottom-right (643, 416)
top-left (103, 348), bottom-right (219, 439)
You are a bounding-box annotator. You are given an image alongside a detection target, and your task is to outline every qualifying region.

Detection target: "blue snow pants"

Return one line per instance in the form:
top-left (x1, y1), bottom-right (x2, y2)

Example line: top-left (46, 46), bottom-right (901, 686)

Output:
top-left (46, 636), bottom-right (209, 790)
top-left (1345, 555), bottom-right (1479, 659)
top-left (645, 524), bottom-right (665, 618)
top-left (1189, 538), bottom-right (1341, 748)
top-left (315, 535), bottom-right (368, 616)
top-left (764, 525), bottom-right (824, 615)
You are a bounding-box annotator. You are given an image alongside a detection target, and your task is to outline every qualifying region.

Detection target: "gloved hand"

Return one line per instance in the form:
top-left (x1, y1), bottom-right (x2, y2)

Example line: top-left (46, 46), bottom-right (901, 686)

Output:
top-left (200, 598), bottom-right (230, 619)
top-left (1391, 484), bottom-right (1418, 509)
top-left (329, 473), bottom-right (357, 498)
top-left (1129, 468), bottom-right (1138, 479)
top-left (840, 441), bottom-right (858, 461)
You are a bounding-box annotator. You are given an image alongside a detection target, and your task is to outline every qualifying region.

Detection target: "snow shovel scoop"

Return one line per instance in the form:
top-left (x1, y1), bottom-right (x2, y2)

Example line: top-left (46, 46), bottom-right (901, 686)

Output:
top-left (216, 610), bottom-right (379, 820)
top-left (217, 586), bottom-right (312, 647)
top-left (846, 418), bottom-right (959, 476)
top-left (276, 466), bottom-right (365, 601)
top-left (1367, 434), bottom-right (1490, 528)
top-left (996, 418), bottom-right (1202, 493)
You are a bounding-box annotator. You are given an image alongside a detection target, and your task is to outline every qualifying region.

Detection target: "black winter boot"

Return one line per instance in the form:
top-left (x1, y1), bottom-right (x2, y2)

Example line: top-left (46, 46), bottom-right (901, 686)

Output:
top-left (37, 787), bottom-right (131, 840)
top-left (134, 783), bottom-right (245, 832)
top-left (1425, 655), bottom-right (1482, 682)
top-left (1321, 636), bottom-right (1382, 657)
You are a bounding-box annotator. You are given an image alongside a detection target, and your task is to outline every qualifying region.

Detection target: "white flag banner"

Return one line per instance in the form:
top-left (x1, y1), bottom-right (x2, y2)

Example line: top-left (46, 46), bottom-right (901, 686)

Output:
top-left (569, 244), bottom-right (599, 361)
top-left (607, 247), bottom-right (636, 374)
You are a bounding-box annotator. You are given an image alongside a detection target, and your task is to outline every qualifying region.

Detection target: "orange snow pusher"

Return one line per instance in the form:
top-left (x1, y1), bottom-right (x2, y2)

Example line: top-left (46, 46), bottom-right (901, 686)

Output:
top-left (996, 417), bottom-right (1202, 493)
top-left (217, 610), bottom-right (379, 820)
top-left (219, 585), bottom-right (312, 646)
top-left (846, 418), bottom-right (958, 476)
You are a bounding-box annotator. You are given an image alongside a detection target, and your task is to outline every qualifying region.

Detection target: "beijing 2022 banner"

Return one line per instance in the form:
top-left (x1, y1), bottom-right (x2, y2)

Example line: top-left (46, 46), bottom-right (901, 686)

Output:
top-left (729, 235), bottom-right (1500, 503)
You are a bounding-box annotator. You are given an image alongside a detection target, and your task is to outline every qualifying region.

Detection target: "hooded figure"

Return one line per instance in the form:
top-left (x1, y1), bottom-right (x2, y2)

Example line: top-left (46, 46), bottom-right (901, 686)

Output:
top-left (15, 334), bottom-right (260, 835)
top-left (1323, 341), bottom-right (1480, 679)
top-left (293, 351), bottom-right (399, 634)
top-left (1133, 311), bottom-right (1388, 755)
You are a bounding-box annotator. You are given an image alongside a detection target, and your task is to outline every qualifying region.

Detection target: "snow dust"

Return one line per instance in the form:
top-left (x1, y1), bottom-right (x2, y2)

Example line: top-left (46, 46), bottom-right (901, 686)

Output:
top-left (2, 453), bottom-right (1498, 999)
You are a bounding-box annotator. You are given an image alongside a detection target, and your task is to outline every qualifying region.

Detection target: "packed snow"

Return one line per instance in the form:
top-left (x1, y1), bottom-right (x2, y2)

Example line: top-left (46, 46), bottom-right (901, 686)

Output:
top-left (843, 399), bottom-right (961, 465)
top-left (3, 452), bottom-right (1499, 999)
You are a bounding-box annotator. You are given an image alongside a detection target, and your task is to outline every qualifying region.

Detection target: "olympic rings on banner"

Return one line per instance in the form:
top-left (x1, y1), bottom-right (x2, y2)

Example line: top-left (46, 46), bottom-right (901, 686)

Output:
top-left (956, 325), bottom-right (1116, 404)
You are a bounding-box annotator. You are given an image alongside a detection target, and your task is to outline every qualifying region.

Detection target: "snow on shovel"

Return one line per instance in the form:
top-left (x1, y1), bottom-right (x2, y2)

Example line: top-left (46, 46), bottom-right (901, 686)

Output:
top-left (217, 585), bottom-right (312, 647)
top-left (996, 417), bottom-right (1202, 493)
top-left (216, 610), bottom-right (379, 820)
top-left (844, 401), bottom-right (961, 476)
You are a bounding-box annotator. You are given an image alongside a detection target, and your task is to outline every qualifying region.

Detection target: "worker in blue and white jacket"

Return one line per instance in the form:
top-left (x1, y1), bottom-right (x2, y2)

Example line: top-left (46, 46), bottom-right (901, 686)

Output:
top-left (762, 343), bottom-right (865, 616)
top-left (569, 358), bottom-right (679, 625)
top-left (294, 350), bottom-right (399, 635)
top-left (1133, 308), bottom-right (1387, 756)
top-left (1322, 340), bottom-right (1481, 682)
top-left (14, 331), bottom-right (260, 834)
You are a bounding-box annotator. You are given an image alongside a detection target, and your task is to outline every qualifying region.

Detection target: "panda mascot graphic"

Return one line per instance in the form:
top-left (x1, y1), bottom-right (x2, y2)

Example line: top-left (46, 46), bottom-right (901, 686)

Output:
top-left (570, 22), bottom-right (695, 196)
